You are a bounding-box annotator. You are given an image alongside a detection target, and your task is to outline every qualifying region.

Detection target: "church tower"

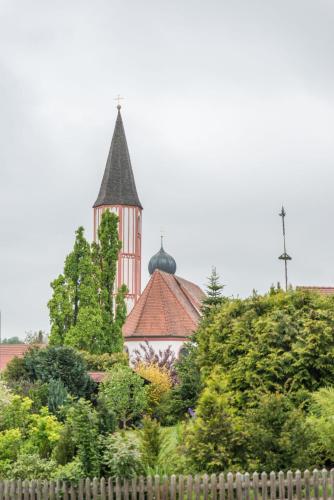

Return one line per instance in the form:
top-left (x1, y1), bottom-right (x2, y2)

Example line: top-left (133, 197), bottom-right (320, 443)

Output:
top-left (93, 105), bottom-right (143, 312)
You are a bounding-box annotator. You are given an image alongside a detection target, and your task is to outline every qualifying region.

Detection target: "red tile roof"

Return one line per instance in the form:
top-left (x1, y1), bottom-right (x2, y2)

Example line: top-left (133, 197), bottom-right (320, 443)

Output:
top-left (0, 344), bottom-right (33, 371)
top-left (124, 270), bottom-right (205, 339)
top-left (297, 286), bottom-right (334, 295)
top-left (88, 371), bottom-right (106, 383)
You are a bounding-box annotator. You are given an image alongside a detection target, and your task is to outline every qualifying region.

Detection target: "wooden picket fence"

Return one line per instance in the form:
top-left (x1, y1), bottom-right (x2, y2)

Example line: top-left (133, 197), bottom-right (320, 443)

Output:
top-left (0, 469), bottom-right (334, 499)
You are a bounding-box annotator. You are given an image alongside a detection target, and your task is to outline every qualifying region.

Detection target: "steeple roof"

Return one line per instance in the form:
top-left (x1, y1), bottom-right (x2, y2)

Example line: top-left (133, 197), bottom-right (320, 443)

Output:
top-left (94, 106), bottom-right (142, 209)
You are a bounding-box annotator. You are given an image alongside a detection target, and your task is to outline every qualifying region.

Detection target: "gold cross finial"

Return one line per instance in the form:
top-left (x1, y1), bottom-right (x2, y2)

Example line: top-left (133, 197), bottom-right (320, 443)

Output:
top-left (114, 94), bottom-right (124, 110)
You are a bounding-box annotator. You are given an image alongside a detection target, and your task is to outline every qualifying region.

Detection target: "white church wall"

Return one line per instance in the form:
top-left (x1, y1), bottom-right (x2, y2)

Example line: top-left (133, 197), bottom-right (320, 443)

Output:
top-left (126, 339), bottom-right (185, 362)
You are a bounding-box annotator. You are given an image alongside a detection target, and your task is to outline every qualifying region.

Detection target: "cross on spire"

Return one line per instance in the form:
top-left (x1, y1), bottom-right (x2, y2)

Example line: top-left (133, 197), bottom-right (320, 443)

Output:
top-left (114, 94), bottom-right (124, 110)
top-left (160, 227), bottom-right (165, 249)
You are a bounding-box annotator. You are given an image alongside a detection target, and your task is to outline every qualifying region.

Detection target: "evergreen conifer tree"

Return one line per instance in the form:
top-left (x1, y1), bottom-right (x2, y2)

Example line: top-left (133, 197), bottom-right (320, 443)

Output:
top-left (202, 266), bottom-right (225, 314)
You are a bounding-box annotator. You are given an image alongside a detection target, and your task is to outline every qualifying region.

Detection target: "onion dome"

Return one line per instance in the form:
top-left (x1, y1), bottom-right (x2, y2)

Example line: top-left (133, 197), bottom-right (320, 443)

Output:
top-left (148, 237), bottom-right (177, 275)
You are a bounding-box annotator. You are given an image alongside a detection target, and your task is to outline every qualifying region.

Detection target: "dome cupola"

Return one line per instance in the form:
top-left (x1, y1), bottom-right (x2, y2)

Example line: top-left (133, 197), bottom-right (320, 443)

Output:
top-left (148, 237), bottom-right (177, 275)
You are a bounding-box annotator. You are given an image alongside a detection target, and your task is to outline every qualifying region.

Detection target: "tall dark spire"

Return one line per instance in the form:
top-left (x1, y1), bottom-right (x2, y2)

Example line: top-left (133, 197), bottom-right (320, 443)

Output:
top-left (94, 107), bottom-right (142, 208)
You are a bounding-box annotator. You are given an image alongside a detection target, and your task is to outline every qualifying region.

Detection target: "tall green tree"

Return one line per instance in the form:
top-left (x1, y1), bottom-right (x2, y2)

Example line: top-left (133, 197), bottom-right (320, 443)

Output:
top-left (197, 287), bottom-right (334, 408)
top-left (48, 227), bottom-right (96, 346)
top-left (48, 212), bottom-right (127, 354)
top-left (202, 266), bottom-right (225, 315)
top-left (92, 210), bottom-right (127, 353)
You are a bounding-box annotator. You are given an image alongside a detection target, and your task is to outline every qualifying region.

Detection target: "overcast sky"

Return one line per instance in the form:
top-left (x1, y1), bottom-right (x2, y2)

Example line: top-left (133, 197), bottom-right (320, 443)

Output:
top-left (1, 0), bottom-right (334, 338)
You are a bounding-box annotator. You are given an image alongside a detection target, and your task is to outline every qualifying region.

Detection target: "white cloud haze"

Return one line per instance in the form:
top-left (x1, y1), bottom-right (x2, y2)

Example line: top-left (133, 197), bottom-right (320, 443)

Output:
top-left (1, 0), bottom-right (334, 337)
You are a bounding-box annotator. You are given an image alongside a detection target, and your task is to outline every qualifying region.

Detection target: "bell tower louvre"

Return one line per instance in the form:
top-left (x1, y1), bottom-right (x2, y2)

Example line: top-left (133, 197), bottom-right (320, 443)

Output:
top-left (93, 105), bottom-right (143, 313)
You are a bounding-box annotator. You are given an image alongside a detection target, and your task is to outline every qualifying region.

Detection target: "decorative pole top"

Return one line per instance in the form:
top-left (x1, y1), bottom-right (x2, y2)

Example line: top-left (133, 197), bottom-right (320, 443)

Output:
top-left (278, 205), bottom-right (292, 291)
top-left (114, 94), bottom-right (124, 110)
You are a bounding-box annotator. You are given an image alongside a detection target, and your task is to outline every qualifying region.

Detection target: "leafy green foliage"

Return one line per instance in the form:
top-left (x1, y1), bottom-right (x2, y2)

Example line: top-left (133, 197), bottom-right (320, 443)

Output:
top-left (183, 369), bottom-right (247, 473)
top-left (245, 393), bottom-right (315, 471)
top-left (47, 379), bottom-right (69, 414)
top-left (80, 351), bottom-right (128, 371)
top-left (164, 341), bottom-right (202, 422)
top-left (25, 407), bottom-right (63, 458)
top-left (52, 457), bottom-right (85, 481)
top-left (99, 365), bottom-right (148, 428)
top-left (0, 429), bottom-right (22, 462)
top-left (102, 432), bottom-right (143, 478)
top-left (10, 453), bottom-right (57, 479)
top-left (48, 213), bottom-right (127, 354)
top-left (307, 387), bottom-right (334, 465)
top-left (23, 346), bottom-right (96, 399)
top-left (65, 399), bottom-right (100, 476)
top-left (202, 266), bottom-right (225, 314)
top-left (139, 416), bottom-right (163, 470)
top-left (0, 395), bottom-right (32, 434)
top-left (49, 227), bottom-right (96, 346)
top-left (1, 336), bottom-right (23, 344)
top-left (197, 288), bottom-right (334, 407)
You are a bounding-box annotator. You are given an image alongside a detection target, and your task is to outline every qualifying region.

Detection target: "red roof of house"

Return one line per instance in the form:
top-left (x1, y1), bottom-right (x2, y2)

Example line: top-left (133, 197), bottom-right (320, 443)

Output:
top-left (88, 371), bottom-right (106, 383)
top-left (297, 286), bottom-right (334, 295)
top-left (0, 344), bottom-right (33, 370)
top-left (124, 269), bottom-right (205, 339)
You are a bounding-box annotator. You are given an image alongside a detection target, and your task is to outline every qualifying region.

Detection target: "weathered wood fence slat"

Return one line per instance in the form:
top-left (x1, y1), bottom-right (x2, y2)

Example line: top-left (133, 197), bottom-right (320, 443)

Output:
top-left (0, 470), bottom-right (334, 499)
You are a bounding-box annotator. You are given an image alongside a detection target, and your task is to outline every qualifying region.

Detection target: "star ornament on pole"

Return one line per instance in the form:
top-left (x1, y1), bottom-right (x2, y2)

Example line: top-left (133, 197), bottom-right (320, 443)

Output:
top-left (278, 206), bottom-right (292, 291)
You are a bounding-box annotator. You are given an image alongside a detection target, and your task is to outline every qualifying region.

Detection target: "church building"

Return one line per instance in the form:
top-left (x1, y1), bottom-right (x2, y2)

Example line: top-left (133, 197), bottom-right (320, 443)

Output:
top-left (94, 105), bottom-right (205, 356)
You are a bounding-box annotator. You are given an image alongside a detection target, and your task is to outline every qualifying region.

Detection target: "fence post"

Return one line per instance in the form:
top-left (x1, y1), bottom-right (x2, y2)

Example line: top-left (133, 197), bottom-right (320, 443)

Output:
top-left (236, 473), bottom-right (242, 500)
top-left (211, 474), bottom-right (217, 500)
top-left (85, 478), bottom-right (91, 499)
top-left (4, 480), bottom-right (9, 500)
top-left (252, 473), bottom-right (259, 500)
top-left (278, 471), bottom-right (284, 500)
top-left (9, 480), bottom-right (15, 500)
top-left (49, 480), bottom-right (56, 500)
top-left (218, 473), bottom-right (225, 500)
top-left (244, 472), bottom-right (250, 500)
top-left (203, 474), bottom-right (209, 500)
top-left (131, 477), bottom-right (137, 500)
top-left (227, 473), bottom-right (234, 500)
top-left (178, 475), bottom-right (184, 500)
top-left (115, 477), bottom-right (122, 500)
top-left (23, 480), bottom-right (29, 500)
top-left (42, 480), bottom-right (49, 500)
top-left (147, 476), bottom-right (153, 500)
top-left (314, 469), bottom-right (319, 500)
top-left (17, 479), bottom-right (22, 500)
top-left (330, 469), bottom-right (334, 500)
top-left (139, 476), bottom-right (145, 500)
top-left (170, 475), bottom-right (177, 500)
top-left (261, 472), bottom-right (267, 500)
top-left (187, 475), bottom-right (193, 500)
top-left (287, 471), bottom-right (292, 500)
top-left (154, 475), bottom-right (160, 500)
top-left (269, 472), bottom-right (276, 500)
top-left (304, 470), bottom-right (310, 500)
top-left (323, 469), bottom-right (328, 500)
top-left (194, 475), bottom-right (200, 500)
top-left (295, 470), bottom-right (301, 500)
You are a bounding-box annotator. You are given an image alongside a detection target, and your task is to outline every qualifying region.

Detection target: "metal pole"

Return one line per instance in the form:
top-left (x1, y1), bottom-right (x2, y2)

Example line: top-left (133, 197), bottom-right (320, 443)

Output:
top-left (278, 206), bottom-right (292, 291)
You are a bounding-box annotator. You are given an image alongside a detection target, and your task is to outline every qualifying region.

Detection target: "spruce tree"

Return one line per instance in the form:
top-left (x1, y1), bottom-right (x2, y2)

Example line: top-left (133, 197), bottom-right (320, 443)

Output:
top-left (202, 266), bottom-right (225, 314)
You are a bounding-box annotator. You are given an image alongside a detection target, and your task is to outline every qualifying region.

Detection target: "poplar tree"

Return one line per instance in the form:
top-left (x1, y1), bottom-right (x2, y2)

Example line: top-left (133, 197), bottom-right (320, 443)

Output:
top-left (48, 212), bottom-right (127, 354)
top-left (92, 210), bottom-right (127, 353)
top-left (48, 227), bottom-right (95, 346)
